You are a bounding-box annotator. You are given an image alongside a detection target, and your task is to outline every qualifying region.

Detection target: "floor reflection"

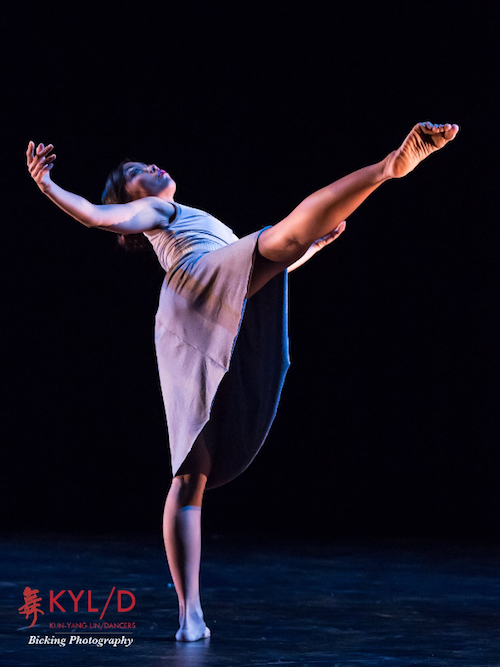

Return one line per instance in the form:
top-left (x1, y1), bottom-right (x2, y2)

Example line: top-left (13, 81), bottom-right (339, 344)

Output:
top-left (172, 638), bottom-right (211, 666)
top-left (3, 535), bottom-right (500, 666)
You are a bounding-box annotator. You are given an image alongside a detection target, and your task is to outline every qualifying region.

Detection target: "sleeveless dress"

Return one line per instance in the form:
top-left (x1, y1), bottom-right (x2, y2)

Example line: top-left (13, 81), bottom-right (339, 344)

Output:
top-left (144, 203), bottom-right (290, 490)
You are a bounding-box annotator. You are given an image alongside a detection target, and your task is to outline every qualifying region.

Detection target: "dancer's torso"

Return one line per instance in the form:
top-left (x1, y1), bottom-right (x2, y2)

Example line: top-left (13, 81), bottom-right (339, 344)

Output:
top-left (143, 203), bottom-right (239, 272)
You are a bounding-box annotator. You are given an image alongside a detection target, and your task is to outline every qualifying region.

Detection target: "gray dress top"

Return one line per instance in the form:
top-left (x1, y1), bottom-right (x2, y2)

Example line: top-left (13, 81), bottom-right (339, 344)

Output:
top-left (144, 202), bottom-right (290, 490)
top-left (144, 202), bottom-right (239, 271)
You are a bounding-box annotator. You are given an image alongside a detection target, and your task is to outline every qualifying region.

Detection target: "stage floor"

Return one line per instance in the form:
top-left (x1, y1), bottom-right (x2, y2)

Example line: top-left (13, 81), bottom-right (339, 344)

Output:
top-left (2, 533), bottom-right (500, 666)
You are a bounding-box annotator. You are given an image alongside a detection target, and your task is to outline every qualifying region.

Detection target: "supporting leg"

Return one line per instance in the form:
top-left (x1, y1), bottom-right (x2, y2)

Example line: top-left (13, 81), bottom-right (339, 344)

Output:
top-left (163, 433), bottom-right (212, 641)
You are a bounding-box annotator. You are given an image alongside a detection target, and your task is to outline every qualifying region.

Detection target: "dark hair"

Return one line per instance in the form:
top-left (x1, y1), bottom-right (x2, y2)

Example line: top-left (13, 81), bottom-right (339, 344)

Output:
top-left (101, 160), bottom-right (151, 251)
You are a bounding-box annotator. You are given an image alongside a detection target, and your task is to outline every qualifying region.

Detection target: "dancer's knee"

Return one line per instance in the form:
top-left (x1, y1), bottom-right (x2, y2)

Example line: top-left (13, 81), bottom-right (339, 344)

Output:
top-left (258, 224), bottom-right (309, 264)
top-left (176, 432), bottom-right (213, 479)
top-left (171, 473), bottom-right (207, 507)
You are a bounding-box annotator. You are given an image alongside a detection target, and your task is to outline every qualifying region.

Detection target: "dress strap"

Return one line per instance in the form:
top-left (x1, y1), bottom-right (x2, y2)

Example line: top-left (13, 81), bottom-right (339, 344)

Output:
top-left (169, 202), bottom-right (180, 225)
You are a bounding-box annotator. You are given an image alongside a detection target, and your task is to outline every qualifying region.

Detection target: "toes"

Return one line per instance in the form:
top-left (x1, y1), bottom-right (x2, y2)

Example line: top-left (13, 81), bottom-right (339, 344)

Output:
top-left (444, 124), bottom-right (459, 141)
top-left (419, 121), bottom-right (434, 135)
top-left (418, 121), bottom-right (459, 139)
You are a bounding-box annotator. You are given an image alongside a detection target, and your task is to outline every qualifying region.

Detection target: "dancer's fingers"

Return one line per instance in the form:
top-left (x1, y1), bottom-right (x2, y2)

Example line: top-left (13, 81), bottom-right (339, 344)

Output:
top-left (32, 160), bottom-right (44, 178)
top-left (314, 221), bottom-right (346, 248)
top-left (32, 155), bottom-right (53, 178)
top-left (36, 143), bottom-right (54, 158)
top-left (42, 153), bottom-right (56, 168)
top-left (26, 140), bottom-right (35, 165)
top-left (29, 143), bottom-right (55, 178)
top-left (326, 222), bottom-right (346, 239)
top-left (335, 220), bottom-right (347, 235)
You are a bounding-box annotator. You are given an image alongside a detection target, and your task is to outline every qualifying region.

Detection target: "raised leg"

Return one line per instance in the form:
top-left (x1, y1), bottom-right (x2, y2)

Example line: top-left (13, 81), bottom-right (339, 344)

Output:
top-left (163, 433), bottom-right (212, 641)
top-left (248, 121), bottom-right (459, 296)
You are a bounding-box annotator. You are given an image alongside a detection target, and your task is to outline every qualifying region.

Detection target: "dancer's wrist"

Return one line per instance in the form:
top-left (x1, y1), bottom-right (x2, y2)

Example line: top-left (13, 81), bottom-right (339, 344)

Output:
top-left (39, 179), bottom-right (53, 195)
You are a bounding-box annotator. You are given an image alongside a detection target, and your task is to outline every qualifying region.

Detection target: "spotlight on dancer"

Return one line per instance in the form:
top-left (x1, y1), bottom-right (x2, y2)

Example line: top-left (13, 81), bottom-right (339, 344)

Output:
top-left (27, 120), bottom-right (459, 641)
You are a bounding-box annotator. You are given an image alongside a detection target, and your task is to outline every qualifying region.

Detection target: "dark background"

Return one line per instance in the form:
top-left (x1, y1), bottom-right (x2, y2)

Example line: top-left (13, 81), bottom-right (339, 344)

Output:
top-left (3, 2), bottom-right (498, 543)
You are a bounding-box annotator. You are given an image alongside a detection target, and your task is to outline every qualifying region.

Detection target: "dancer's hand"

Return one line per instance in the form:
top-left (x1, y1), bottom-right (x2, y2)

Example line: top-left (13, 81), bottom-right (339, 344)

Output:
top-left (27, 141), bottom-right (56, 192)
top-left (287, 222), bottom-right (346, 272)
top-left (311, 221), bottom-right (346, 252)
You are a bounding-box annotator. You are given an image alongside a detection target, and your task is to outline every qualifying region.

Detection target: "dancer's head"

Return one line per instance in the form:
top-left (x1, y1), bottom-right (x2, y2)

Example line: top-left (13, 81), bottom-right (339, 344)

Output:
top-left (101, 160), bottom-right (176, 250)
top-left (101, 160), bottom-right (176, 204)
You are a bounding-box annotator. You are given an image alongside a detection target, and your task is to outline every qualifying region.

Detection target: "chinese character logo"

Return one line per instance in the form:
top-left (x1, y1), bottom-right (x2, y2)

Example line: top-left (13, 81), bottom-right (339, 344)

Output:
top-left (19, 587), bottom-right (44, 628)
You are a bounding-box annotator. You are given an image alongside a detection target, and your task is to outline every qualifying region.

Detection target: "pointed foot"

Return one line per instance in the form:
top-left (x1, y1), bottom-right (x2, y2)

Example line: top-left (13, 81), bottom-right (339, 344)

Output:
top-left (386, 121), bottom-right (459, 178)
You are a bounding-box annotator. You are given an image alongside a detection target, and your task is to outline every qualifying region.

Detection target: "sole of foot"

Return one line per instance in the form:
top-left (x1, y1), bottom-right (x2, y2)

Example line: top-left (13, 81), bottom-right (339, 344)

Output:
top-left (387, 121), bottom-right (459, 179)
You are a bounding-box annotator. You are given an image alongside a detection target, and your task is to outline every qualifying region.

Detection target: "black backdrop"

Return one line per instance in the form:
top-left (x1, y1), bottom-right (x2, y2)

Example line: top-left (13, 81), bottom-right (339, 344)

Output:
top-left (3, 2), bottom-right (498, 542)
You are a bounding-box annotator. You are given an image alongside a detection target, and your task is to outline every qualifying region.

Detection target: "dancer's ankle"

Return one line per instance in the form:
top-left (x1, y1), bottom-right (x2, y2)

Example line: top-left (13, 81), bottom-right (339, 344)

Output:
top-left (179, 600), bottom-right (203, 621)
top-left (381, 152), bottom-right (397, 181)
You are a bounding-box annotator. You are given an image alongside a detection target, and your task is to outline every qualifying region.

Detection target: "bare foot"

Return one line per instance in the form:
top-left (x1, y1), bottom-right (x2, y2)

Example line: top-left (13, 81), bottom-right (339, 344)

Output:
top-left (386, 121), bottom-right (459, 178)
top-left (175, 611), bottom-right (211, 642)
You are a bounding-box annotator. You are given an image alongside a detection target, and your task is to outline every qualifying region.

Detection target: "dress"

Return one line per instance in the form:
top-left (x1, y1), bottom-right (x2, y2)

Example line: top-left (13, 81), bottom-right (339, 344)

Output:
top-left (144, 202), bottom-right (290, 490)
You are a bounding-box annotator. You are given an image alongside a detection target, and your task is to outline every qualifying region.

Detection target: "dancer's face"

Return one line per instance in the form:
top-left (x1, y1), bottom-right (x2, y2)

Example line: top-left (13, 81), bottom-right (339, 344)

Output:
top-left (123, 161), bottom-right (176, 200)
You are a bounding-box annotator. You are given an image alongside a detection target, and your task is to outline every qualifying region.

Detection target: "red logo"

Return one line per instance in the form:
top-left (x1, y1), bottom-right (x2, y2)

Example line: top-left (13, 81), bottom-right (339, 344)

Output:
top-left (19, 587), bottom-right (136, 626)
top-left (18, 587), bottom-right (45, 628)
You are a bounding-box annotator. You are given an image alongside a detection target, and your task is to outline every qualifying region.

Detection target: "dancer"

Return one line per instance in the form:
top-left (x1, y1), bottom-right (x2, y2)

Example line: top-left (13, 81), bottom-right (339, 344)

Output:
top-left (27, 121), bottom-right (459, 641)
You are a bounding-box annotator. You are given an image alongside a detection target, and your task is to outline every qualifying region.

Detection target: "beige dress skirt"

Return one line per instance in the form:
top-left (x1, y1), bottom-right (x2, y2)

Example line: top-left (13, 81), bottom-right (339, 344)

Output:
top-left (153, 228), bottom-right (290, 490)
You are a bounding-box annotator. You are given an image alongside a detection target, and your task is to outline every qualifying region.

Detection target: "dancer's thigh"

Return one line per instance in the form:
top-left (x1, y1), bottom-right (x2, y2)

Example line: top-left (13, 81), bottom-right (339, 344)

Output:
top-left (247, 246), bottom-right (289, 298)
top-left (176, 431), bottom-right (213, 478)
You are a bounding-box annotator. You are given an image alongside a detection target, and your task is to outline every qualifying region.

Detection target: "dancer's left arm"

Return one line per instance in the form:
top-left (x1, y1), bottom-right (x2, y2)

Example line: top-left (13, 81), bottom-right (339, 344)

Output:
top-left (287, 221), bottom-right (346, 273)
top-left (26, 141), bottom-right (173, 233)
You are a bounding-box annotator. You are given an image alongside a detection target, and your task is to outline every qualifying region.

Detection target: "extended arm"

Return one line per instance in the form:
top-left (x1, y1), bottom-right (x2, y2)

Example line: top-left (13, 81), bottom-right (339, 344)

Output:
top-left (27, 141), bottom-right (174, 233)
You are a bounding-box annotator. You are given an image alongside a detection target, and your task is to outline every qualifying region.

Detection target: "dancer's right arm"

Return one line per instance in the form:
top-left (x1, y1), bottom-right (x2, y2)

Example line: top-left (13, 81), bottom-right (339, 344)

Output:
top-left (26, 141), bottom-right (173, 233)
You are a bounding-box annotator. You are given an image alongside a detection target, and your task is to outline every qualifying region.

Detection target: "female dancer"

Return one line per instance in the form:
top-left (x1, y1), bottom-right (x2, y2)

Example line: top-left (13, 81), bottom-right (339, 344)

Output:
top-left (27, 121), bottom-right (459, 642)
